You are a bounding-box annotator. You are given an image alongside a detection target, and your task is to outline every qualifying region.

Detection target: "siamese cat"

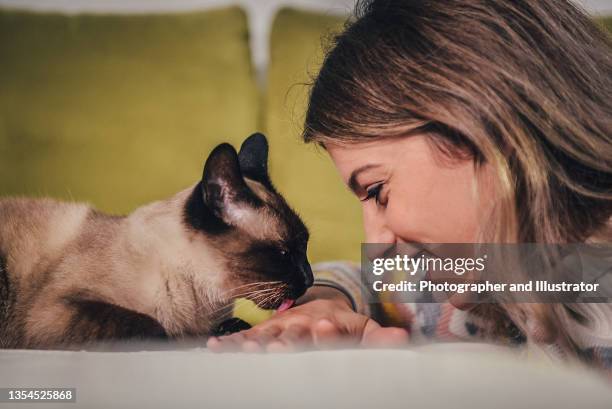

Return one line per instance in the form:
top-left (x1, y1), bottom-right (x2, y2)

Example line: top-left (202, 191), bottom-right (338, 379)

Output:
top-left (0, 133), bottom-right (313, 349)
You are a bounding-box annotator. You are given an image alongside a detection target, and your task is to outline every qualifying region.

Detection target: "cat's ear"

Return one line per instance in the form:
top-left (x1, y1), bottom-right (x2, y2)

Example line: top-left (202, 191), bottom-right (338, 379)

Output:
top-left (238, 133), bottom-right (271, 186)
top-left (202, 143), bottom-right (260, 220)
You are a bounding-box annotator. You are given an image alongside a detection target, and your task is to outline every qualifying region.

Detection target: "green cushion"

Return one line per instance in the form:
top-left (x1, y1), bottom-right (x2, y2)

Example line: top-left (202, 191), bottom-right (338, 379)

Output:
top-left (0, 7), bottom-right (259, 214)
top-left (598, 16), bottom-right (612, 33)
top-left (266, 9), bottom-right (362, 262)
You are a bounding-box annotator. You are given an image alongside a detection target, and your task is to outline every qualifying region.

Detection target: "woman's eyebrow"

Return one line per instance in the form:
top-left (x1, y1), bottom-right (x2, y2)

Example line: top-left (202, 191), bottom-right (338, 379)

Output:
top-left (348, 164), bottom-right (381, 193)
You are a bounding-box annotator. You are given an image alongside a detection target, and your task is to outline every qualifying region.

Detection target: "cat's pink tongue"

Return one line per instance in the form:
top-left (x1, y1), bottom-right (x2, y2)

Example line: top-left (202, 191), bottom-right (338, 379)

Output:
top-left (277, 299), bottom-right (294, 312)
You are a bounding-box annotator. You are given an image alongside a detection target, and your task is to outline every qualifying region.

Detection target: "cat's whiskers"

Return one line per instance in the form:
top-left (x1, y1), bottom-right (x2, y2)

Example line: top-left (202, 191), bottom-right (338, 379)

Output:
top-left (209, 284), bottom-right (288, 317)
top-left (238, 280), bottom-right (282, 288)
top-left (208, 282), bottom-right (274, 313)
top-left (220, 280), bottom-right (283, 296)
top-left (223, 287), bottom-right (278, 301)
top-left (251, 284), bottom-right (289, 310)
top-left (208, 291), bottom-right (274, 316)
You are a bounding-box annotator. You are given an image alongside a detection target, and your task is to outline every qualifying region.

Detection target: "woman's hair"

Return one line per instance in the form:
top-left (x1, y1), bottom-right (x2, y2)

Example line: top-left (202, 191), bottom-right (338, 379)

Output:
top-left (303, 0), bottom-right (612, 354)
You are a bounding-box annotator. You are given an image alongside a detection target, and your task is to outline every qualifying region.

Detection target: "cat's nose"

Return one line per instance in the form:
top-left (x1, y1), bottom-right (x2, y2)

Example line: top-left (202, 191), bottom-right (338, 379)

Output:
top-left (302, 262), bottom-right (314, 288)
top-left (288, 261), bottom-right (313, 299)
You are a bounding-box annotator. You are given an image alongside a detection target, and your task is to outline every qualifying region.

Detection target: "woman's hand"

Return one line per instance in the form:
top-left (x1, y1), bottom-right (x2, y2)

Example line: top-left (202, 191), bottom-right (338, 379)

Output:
top-left (206, 286), bottom-right (408, 352)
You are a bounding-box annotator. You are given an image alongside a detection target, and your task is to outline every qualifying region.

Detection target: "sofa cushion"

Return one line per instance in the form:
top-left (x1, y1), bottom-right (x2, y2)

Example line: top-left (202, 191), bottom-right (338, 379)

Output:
top-left (0, 7), bottom-right (259, 214)
top-left (599, 16), bottom-right (612, 33)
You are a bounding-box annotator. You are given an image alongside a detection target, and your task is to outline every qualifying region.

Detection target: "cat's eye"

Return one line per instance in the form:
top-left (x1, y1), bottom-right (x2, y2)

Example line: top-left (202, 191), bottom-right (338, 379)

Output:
top-left (279, 249), bottom-right (288, 256)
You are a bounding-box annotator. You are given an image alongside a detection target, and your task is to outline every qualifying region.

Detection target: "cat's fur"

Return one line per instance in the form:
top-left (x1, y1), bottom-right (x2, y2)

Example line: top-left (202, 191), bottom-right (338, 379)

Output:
top-left (0, 133), bottom-right (312, 349)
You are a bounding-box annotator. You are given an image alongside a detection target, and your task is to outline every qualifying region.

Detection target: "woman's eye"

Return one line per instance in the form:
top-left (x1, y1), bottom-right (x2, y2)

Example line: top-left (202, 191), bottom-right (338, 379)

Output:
top-left (363, 184), bottom-right (383, 204)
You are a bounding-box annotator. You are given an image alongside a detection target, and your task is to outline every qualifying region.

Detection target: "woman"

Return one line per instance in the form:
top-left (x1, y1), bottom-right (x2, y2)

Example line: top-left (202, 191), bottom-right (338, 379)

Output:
top-left (208, 0), bottom-right (612, 369)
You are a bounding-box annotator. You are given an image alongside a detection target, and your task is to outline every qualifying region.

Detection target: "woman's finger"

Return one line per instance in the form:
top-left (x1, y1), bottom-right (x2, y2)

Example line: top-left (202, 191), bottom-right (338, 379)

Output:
top-left (207, 332), bottom-right (246, 352)
top-left (241, 339), bottom-right (263, 353)
top-left (206, 336), bottom-right (222, 352)
top-left (245, 325), bottom-right (282, 345)
top-left (362, 325), bottom-right (409, 348)
top-left (266, 324), bottom-right (310, 352)
top-left (312, 318), bottom-right (343, 348)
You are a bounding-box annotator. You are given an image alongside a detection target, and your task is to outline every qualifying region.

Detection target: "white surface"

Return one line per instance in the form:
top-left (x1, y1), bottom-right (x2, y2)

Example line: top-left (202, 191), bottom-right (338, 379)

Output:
top-left (1, 343), bottom-right (611, 409)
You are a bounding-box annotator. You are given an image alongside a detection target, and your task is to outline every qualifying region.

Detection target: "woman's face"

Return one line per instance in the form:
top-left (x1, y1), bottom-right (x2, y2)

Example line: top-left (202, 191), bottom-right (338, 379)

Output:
top-left (327, 135), bottom-right (496, 244)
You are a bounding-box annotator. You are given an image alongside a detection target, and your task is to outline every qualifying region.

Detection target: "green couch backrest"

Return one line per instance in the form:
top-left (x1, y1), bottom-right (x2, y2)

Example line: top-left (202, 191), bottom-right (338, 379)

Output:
top-left (0, 7), bottom-right (259, 214)
top-left (265, 9), bottom-right (361, 262)
top-left (1, 7), bottom-right (610, 263)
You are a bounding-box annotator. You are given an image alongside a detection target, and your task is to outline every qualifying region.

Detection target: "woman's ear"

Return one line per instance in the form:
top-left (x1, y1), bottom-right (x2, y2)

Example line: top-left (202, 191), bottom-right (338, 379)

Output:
top-left (238, 133), bottom-right (272, 187)
top-left (201, 143), bottom-right (259, 220)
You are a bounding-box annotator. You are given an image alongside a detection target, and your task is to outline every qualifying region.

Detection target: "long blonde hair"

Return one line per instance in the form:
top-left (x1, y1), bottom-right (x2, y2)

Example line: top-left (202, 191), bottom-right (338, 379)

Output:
top-left (303, 0), bottom-right (612, 355)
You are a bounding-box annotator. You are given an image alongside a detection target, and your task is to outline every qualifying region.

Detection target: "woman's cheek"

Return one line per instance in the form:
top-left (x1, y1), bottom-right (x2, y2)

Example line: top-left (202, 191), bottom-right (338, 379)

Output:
top-left (385, 190), bottom-right (476, 243)
top-left (384, 193), bottom-right (430, 242)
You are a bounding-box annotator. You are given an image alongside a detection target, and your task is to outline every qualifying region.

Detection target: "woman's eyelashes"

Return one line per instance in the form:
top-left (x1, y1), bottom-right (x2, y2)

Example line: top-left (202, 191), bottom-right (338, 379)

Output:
top-left (362, 183), bottom-right (387, 206)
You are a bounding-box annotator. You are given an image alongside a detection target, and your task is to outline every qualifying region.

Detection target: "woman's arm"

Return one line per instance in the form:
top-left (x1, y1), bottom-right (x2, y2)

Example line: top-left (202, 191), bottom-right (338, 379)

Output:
top-left (207, 267), bottom-right (409, 352)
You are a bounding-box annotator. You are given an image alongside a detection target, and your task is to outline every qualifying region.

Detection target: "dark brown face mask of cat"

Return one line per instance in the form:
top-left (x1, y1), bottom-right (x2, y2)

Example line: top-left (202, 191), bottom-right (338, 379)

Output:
top-left (183, 133), bottom-right (313, 320)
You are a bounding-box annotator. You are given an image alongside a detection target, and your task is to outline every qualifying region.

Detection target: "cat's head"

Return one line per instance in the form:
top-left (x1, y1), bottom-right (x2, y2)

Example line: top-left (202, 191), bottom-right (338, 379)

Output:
top-left (184, 133), bottom-right (313, 312)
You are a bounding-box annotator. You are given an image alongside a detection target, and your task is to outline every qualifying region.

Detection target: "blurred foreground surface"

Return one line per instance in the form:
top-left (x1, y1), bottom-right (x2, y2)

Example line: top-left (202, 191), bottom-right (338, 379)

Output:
top-left (1, 343), bottom-right (611, 409)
